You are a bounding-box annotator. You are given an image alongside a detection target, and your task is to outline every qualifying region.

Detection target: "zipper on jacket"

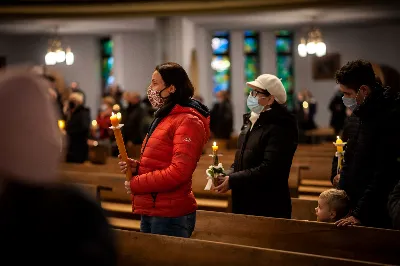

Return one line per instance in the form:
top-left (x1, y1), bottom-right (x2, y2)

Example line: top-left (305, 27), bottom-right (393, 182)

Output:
top-left (151, 192), bottom-right (157, 208)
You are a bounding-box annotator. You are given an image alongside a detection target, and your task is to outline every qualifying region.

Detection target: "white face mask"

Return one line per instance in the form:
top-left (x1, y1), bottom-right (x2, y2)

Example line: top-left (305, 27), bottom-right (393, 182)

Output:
top-left (247, 95), bottom-right (264, 114)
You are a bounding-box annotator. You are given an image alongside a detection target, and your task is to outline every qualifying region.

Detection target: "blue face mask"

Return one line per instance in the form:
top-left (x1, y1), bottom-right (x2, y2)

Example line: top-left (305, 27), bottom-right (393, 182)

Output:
top-left (247, 95), bottom-right (265, 114)
top-left (342, 96), bottom-right (357, 111)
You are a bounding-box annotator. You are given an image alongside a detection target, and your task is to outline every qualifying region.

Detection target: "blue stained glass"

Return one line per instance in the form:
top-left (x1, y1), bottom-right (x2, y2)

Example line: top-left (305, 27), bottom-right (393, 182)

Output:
top-left (214, 31), bottom-right (229, 37)
top-left (107, 76), bottom-right (115, 86)
top-left (244, 30), bottom-right (257, 37)
top-left (212, 55), bottom-right (230, 93)
top-left (276, 55), bottom-right (293, 92)
top-left (244, 37), bottom-right (258, 53)
top-left (212, 37), bottom-right (229, 54)
top-left (276, 38), bottom-right (292, 53)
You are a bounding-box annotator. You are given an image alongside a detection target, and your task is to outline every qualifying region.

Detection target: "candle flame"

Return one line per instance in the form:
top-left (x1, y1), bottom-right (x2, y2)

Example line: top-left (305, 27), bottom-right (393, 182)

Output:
top-left (302, 101), bottom-right (309, 109)
top-left (117, 112), bottom-right (122, 120)
top-left (113, 104), bottom-right (121, 112)
top-left (92, 120), bottom-right (98, 127)
top-left (213, 141), bottom-right (216, 146)
top-left (337, 136), bottom-right (340, 139)
top-left (111, 112), bottom-right (115, 116)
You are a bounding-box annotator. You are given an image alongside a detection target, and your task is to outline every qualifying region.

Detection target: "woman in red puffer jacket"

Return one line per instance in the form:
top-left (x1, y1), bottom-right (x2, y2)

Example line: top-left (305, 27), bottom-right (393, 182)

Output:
top-left (119, 62), bottom-right (210, 238)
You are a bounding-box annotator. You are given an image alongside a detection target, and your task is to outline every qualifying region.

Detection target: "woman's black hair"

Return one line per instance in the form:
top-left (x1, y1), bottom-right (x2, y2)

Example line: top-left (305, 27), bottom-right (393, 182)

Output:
top-left (155, 62), bottom-right (194, 104)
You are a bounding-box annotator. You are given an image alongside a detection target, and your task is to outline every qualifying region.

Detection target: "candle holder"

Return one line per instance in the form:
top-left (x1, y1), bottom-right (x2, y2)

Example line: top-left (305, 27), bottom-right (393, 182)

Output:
top-left (333, 142), bottom-right (346, 174)
top-left (204, 151), bottom-right (225, 190)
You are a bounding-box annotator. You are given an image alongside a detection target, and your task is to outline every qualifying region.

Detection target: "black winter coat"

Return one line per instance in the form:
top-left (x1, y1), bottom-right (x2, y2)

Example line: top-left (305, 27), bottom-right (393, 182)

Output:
top-left (66, 106), bottom-right (91, 163)
top-left (339, 86), bottom-right (400, 228)
top-left (228, 105), bottom-right (298, 218)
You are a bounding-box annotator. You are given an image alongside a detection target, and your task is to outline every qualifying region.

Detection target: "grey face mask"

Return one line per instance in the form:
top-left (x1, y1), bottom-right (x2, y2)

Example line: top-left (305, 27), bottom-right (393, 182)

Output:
top-left (342, 96), bottom-right (357, 111)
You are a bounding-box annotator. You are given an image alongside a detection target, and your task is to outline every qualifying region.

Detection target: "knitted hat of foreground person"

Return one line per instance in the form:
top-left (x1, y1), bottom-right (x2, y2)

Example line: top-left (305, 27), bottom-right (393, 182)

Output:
top-left (0, 68), bottom-right (62, 184)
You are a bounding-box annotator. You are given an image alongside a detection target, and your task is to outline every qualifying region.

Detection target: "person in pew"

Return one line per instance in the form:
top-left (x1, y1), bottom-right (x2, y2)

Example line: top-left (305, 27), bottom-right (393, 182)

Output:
top-left (214, 74), bottom-right (298, 219)
top-left (118, 62), bottom-right (210, 238)
top-left (334, 60), bottom-right (400, 228)
top-left (65, 92), bottom-right (91, 163)
top-left (315, 189), bottom-right (350, 223)
top-left (0, 69), bottom-right (117, 265)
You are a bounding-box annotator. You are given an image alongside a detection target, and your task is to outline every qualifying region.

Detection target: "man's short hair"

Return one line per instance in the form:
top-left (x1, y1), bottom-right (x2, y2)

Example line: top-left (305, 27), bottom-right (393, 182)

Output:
top-left (335, 60), bottom-right (377, 92)
top-left (320, 189), bottom-right (350, 220)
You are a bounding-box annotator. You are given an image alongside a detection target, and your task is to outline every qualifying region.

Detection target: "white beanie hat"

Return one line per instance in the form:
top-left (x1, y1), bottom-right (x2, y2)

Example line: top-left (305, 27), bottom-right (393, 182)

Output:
top-left (247, 74), bottom-right (287, 104)
top-left (0, 68), bottom-right (62, 184)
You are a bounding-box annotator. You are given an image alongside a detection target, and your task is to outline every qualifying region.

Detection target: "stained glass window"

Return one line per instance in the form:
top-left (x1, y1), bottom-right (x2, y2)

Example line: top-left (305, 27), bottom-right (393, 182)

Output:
top-left (100, 38), bottom-right (114, 92)
top-left (275, 31), bottom-right (294, 111)
top-left (212, 31), bottom-right (230, 94)
top-left (243, 31), bottom-right (260, 111)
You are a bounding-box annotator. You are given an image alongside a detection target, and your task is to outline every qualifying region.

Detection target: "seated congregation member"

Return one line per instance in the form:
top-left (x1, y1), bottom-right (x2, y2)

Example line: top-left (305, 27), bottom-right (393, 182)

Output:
top-left (65, 92), bottom-right (91, 163)
top-left (315, 189), bottom-right (350, 223)
top-left (0, 69), bottom-right (117, 265)
top-left (119, 62), bottom-right (210, 238)
top-left (335, 60), bottom-right (400, 229)
top-left (214, 74), bottom-right (298, 218)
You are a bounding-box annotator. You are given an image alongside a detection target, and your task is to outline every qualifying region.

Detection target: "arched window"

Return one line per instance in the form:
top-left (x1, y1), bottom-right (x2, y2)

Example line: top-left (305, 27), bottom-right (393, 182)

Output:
top-left (211, 31), bottom-right (231, 94)
top-left (244, 30), bottom-right (260, 111)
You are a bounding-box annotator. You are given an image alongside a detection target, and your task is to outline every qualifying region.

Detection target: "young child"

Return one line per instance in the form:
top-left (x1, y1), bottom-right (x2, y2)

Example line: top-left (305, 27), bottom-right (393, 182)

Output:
top-left (315, 188), bottom-right (350, 222)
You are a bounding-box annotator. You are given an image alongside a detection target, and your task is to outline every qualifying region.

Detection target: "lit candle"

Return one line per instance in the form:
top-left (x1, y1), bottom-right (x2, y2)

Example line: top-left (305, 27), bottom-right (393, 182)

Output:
top-left (91, 120), bottom-right (98, 129)
top-left (110, 112), bottom-right (119, 127)
top-left (212, 141), bottom-right (218, 152)
top-left (302, 101), bottom-right (309, 109)
top-left (113, 104), bottom-right (121, 112)
top-left (335, 136), bottom-right (343, 153)
top-left (110, 112), bottom-right (132, 181)
top-left (117, 112), bottom-right (122, 122)
top-left (58, 120), bottom-right (65, 130)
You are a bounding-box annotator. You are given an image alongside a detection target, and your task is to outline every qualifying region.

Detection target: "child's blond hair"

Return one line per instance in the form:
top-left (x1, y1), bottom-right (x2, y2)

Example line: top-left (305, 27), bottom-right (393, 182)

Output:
top-left (319, 189), bottom-right (350, 221)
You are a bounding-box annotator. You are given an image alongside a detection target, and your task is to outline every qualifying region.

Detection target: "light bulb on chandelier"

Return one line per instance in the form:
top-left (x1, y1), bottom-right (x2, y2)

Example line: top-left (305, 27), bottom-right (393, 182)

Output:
top-left (56, 49), bottom-right (66, 63)
top-left (45, 50), bottom-right (56, 65)
top-left (315, 42), bottom-right (326, 57)
top-left (66, 47), bottom-right (74, 66)
top-left (297, 38), bottom-right (307, 57)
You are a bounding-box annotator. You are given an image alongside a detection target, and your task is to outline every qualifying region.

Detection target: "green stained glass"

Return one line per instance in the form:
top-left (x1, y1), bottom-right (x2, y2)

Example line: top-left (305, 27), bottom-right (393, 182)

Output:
top-left (276, 37), bottom-right (292, 53)
top-left (244, 55), bottom-right (259, 93)
top-left (244, 37), bottom-right (258, 53)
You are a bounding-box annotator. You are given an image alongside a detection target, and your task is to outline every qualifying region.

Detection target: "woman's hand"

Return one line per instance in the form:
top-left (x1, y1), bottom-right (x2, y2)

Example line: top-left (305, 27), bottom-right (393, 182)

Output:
top-left (118, 155), bottom-right (139, 174)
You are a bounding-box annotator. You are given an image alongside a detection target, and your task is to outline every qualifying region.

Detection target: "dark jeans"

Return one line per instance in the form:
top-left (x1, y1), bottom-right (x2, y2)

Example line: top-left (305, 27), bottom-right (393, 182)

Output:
top-left (140, 212), bottom-right (196, 238)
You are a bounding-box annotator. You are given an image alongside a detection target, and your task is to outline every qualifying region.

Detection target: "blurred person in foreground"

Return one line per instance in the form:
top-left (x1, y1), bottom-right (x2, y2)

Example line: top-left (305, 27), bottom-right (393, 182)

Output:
top-left (0, 68), bottom-right (117, 265)
top-left (118, 62), bottom-right (210, 238)
top-left (334, 60), bottom-right (400, 229)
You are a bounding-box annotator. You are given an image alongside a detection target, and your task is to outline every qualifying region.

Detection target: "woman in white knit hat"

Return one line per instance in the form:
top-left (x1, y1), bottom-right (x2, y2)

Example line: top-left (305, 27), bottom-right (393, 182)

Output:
top-left (0, 69), bottom-right (117, 265)
top-left (214, 74), bottom-right (298, 219)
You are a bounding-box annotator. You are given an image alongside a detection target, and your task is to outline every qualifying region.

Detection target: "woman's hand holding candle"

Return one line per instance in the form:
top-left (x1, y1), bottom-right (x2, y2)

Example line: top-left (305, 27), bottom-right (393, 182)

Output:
top-left (110, 112), bottom-right (132, 181)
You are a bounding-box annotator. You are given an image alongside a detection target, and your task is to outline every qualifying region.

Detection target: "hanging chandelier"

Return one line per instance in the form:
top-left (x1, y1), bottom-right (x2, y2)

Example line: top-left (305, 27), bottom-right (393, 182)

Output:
top-left (45, 36), bottom-right (74, 66)
top-left (298, 27), bottom-right (326, 58)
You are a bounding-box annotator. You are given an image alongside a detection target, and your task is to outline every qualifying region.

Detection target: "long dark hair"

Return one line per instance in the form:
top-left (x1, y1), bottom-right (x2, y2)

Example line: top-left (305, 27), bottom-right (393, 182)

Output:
top-left (155, 62), bottom-right (194, 104)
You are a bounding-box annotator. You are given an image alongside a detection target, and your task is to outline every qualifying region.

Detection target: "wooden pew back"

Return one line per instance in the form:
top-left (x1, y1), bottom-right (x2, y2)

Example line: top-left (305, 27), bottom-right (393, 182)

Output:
top-left (192, 211), bottom-right (400, 265)
top-left (114, 230), bottom-right (383, 266)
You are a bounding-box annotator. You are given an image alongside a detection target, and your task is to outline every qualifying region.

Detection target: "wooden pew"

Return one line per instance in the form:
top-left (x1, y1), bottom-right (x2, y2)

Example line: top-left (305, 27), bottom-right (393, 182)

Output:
top-left (291, 198), bottom-right (317, 221)
top-left (114, 230), bottom-right (384, 266)
top-left (73, 183), bottom-right (112, 203)
top-left (192, 211), bottom-right (400, 265)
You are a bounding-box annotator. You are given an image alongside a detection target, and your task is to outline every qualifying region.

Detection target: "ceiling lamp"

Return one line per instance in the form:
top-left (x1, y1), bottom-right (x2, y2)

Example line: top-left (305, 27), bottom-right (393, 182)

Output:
top-left (45, 35), bottom-right (74, 66)
top-left (298, 27), bottom-right (326, 57)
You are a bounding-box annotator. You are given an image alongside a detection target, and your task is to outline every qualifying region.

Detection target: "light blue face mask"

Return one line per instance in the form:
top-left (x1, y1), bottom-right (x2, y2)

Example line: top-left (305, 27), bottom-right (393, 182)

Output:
top-left (342, 96), bottom-right (357, 111)
top-left (247, 95), bottom-right (265, 114)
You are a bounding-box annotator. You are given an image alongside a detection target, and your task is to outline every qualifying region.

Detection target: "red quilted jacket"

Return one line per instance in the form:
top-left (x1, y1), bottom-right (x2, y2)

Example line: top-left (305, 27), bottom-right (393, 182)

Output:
top-left (129, 100), bottom-right (210, 217)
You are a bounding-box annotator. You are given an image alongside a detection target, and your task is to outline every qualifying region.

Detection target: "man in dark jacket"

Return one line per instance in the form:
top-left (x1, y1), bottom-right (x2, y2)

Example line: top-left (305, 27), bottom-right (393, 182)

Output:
top-left (214, 74), bottom-right (298, 218)
top-left (335, 60), bottom-right (400, 229)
